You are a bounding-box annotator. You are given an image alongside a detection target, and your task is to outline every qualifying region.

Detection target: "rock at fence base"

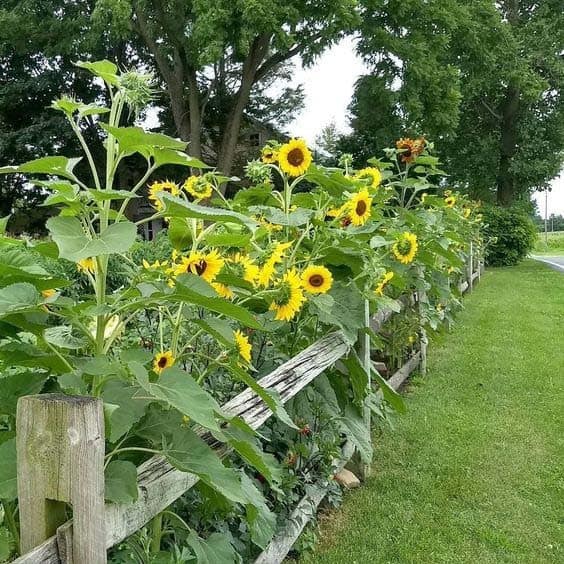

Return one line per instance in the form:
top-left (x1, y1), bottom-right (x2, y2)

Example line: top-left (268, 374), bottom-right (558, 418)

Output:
top-left (334, 468), bottom-right (361, 489)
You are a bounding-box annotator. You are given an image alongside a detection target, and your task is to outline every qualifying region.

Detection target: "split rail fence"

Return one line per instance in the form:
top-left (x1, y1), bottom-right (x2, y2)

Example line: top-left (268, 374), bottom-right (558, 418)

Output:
top-left (13, 249), bottom-right (484, 564)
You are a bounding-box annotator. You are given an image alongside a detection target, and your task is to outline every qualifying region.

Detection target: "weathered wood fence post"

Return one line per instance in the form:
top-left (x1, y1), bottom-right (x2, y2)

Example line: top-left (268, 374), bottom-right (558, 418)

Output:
top-left (359, 298), bottom-right (372, 480)
top-left (16, 394), bottom-right (106, 563)
top-left (467, 241), bottom-right (474, 292)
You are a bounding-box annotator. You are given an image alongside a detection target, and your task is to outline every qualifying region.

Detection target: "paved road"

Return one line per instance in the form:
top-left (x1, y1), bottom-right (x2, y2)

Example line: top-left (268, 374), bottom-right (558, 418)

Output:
top-left (532, 255), bottom-right (564, 271)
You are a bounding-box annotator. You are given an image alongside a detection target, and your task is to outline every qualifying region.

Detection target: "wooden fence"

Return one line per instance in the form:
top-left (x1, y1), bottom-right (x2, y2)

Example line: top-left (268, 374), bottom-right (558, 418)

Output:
top-left (12, 256), bottom-right (484, 564)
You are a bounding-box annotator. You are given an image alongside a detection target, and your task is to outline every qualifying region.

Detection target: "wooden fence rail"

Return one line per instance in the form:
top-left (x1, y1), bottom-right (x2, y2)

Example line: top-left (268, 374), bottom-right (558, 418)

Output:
top-left (13, 258), bottom-right (483, 564)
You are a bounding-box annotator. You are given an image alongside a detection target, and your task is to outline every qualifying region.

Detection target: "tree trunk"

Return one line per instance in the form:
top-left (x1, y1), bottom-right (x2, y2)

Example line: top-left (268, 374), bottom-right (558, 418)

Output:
top-left (186, 69), bottom-right (202, 159)
top-left (496, 84), bottom-right (520, 206)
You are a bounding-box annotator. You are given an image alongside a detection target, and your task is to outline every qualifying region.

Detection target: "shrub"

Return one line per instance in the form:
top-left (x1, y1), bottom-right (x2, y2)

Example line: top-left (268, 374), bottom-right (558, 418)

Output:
top-left (482, 205), bottom-right (537, 266)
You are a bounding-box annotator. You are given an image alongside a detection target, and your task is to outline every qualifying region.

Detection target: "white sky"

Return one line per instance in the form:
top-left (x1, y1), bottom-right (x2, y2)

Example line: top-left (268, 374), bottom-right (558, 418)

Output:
top-left (286, 38), bottom-right (564, 216)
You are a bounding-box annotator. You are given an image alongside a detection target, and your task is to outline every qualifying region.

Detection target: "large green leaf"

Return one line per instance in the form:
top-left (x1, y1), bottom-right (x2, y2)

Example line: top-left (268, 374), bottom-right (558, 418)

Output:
top-left (75, 60), bottom-right (119, 85)
top-left (241, 473), bottom-right (277, 549)
top-left (0, 156), bottom-right (82, 179)
top-left (0, 342), bottom-right (71, 373)
top-left (0, 283), bottom-right (40, 317)
top-left (47, 216), bottom-right (137, 261)
top-left (101, 125), bottom-right (187, 155)
top-left (340, 404), bottom-right (373, 464)
top-left (0, 438), bottom-right (17, 500)
top-left (341, 351), bottom-right (369, 407)
top-left (104, 460), bottom-right (139, 503)
top-left (0, 372), bottom-right (47, 416)
top-left (186, 531), bottom-right (238, 564)
top-left (161, 194), bottom-right (258, 232)
top-left (153, 148), bottom-right (209, 169)
top-left (130, 363), bottom-right (225, 434)
top-left (371, 364), bottom-right (406, 413)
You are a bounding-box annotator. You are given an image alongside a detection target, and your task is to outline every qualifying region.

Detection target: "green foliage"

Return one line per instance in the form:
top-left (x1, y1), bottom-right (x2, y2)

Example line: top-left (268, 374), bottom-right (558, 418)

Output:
top-left (481, 205), bottom-right (537, 266)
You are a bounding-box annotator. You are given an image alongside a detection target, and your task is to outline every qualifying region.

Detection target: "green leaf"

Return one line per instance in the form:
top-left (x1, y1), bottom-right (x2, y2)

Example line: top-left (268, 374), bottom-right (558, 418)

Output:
top-left (130, 363), bottom-right (225, 434)
top-left (101, 125), bottom-right (187, 154)
top-left (0, 156), bottom-right (82, 179)
top-left (250, 205), bottom-right (314, 227)
top-left (0, 216), bottom-right (10, 235)
top-left (87, 189), bottom-right (139, 202)
top-left (104, 460), bottom-right (139, 503)
top-left (167, 218), bottom-right (193, 250)
top-left (0, 438), bottom-right (17, 500)
top-left (161, 194), bottom-right (257, 232)
top-left (47, 216), bottom-right (137, 261)
top-left (0, 372), bottom-right (47, 416)
top-left (193, 318), bottom-right (235, 347)
top-left (371, 365), bottom-right (406, 413)
top-left (152, 148), bottom-right (209, 169)
top-left (241, 473), bottom-right (277, 549)
top-left (0, 342), bottom-right (71, 373)
top-left (186, 531), bottom-right (238, 564)
top-left (340, 404), bottom-right (372, 464)
top-left (0, 283), bottom-right (40, 317)
top-left (205, 233), bottom-right (251, 248)
top-left (341, 351), bottom-right (369, 406)
top-left (101, 380), bottom-right (152, 443)
top-left (44, 326), bottom-right (87, 349)
top-left (75, 59), bottom-right (119, 85)
top-left (0, 526), bottom-right (14, 562)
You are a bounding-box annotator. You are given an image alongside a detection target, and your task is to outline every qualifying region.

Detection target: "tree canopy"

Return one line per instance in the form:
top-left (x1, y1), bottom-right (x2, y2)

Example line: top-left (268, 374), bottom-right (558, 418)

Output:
top-left (346, 0), bottom-right (564, 205)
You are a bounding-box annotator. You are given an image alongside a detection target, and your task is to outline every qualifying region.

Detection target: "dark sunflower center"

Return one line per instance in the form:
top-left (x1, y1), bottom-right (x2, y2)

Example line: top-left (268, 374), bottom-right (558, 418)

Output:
top-left (309, 274), bottom-right (324, 287)
top-left (264, 150), bottom-right (273, 158)
top-left (194, 260), bottom-right (207, 275)
top-left (398, 240), bottom-right (412, 255)
top-left (356, 200), bottom-right (367, 215)
top-left (158, 356), bottom-right (168, 368)
top-left (287, 148), bottom-right (304, 167)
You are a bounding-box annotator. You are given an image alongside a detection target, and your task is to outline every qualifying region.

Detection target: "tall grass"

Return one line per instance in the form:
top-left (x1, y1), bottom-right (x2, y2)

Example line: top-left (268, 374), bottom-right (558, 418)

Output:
top-left (534, 230), bottom-right (564, 254)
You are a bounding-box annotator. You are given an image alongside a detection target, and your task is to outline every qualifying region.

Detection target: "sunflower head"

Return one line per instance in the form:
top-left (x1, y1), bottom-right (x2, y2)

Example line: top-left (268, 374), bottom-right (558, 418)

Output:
top-left (355, 167), bottom-right (382, 189)
top-left (392, 232), bottom-right (418, 265)
top-left (463, 206), bottom-right (471, 219)
top-left (174, 249), bottom-right (224, 283)
top-left (374, 271), bottom-right (394, 296)
top-left (301, 265), bottom-right (333, 294)
top-left (256, 241), bottom-right (293, 287)
top-left (278, 138), bottom-right (312, 177)
top-left (230, 253), bottom-right (260, 285)
top-left (41, 288), bottom-right (57, 299)
top-left (234, 330), bottom-right (252, 364)
top-left (445, 196), bottom-right (456, 208)
top-left (153, 350), bottom-right (175, 374)
top-left (148, 180), bottom-right (180, 210)
top-left (183, 175), bottom-right (213, 200)
top-left (396, 138), bottom-right (425, 163)
top-left (269, 269), bottom-right (306, 321)
top-left (347, 189), bottom-right (373, 226)
top-left (261, 145), bottom-right (278, 164)
top-left (77, 257), bottom-right (96, 274)
top-left (212, 282), bottom-right (234, 299)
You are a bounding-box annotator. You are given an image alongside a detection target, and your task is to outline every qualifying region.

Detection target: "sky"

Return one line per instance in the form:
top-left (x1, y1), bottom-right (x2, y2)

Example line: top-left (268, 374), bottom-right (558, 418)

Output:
top-left (285, 38), bottom-right (564, 217)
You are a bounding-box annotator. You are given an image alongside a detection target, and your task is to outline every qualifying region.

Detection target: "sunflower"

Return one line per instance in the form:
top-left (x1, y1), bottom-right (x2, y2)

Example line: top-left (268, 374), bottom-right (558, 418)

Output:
top-left (463, 206), bottom-right (471, 219)
top-left (142, 259), bottom-right (168, 270)
top-left (174, 249), bottom-right (224, 283)
top-left (269, 269), bottom-right (306, 321)
top-left (278, 138), bottom-right (312, 177)
top-left (445, 196), bottom-right (456, 208)
top-left (183, 175), bottom-right (213, 200)
top-left (212, 282), bottom-right (234, 299)
top-left (230, 253), bottom-right (260, 285)
top-left (392, 232), bottom-right (418, 264)
top-left (234, 330), bottom-right (252, 364)
top-left (396, 138), bottom-right (425, 163)
top-left (301, 265), bottom-right (333, 294)
top-left (355, 167), bottom-right (382, 189)
top-left (256, 241), bottom-right (293, 287)
top-left (153, 350), bottom-right (175, 374)
top-left (77, 257), bottom-right (96, 274)
top-left (148, 180), bottom-right (180, 210)
top-left (374, 271), bottom-right (394, 296)
top-left (261, 145), bottom-right (278, 164)
top-left (347, 190), bottom-right (373, 226)
top-left (41, 288), bottom-right (56, 299)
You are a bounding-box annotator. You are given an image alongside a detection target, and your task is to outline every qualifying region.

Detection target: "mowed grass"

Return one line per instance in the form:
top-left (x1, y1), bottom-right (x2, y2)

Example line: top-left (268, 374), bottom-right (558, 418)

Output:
top-left (302, 260), bottom-right (564, 564)
top-left (534, 230), bottom-right (564, 255)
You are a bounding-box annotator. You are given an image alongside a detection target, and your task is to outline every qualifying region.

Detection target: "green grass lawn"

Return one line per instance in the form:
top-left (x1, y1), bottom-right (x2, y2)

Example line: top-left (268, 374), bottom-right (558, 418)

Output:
top-left (534, 230), bottom-right (564, 255)
top-left (302, 260), bottom-right (564, 564)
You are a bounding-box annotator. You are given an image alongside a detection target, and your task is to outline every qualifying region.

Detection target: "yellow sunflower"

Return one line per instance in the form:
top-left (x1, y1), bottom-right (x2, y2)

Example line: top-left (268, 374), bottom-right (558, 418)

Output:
top-left (463, 206), bottom-right (471, 218)
top-left (234, 330), bottom-right (252, 364)
top-left (396, 138), bottom-right (425, 163)
top-left (374, 271), bottom-right (394, 296)
top-left (445, 196), bottom-right (456, 208)
top-left (183, 175), bottom-right (213, 200)
top-left (261, 145), bottom-right (278, 164)
top-left (392, 232), bottom-right (418, 265)
top-left (174, 249), bottom-right (224, 283)
top-left (142, 259), bottom-right (168, 270)
top-left (301, 265), bottom-right (333, 294)
top-left (153, 350), bottom-right (175, 374)
top-left (148, 180), bottom-right (180, 210)
top-left (269, 269), bottom-right (306, 321)
top-left (41, 288), bottom-right (56, 299)
top-left (77, 257), bottom-right (96, 274)
top-left (347, 190), bottom-right (373, 226)
top-left (212, 282), bottom-right (234, 299)
top-left (230, 253), bottom-right (260, 285)
top-left (278, 138), bottom-right (312, 177)
top-left (354, 167), bottom-right (382, 189)
top-left (256, 241), bottom-right (293, 287)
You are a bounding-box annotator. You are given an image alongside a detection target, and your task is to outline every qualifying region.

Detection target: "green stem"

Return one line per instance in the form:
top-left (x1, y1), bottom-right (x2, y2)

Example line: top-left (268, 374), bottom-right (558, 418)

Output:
top-left (2, 500), bottom-right (20, 555)
top-left (150, 513), bottom-right (163, 554)
top-left (69, 118), bottom-right (102, 190)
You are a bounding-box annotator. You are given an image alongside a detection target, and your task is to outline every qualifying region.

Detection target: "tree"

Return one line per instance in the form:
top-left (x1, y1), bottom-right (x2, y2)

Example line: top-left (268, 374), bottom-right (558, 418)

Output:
top-left (0, 1), bottom-right (122, 232)
top-left (94, 0), bottom-right (359, 176)
top-left (349, 0), bottom-right (564, 205)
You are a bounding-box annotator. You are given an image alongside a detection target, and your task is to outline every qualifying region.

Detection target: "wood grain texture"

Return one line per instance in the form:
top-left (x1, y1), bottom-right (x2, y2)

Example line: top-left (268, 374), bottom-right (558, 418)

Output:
top-left (388, 352), bottom-right (422, 391)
